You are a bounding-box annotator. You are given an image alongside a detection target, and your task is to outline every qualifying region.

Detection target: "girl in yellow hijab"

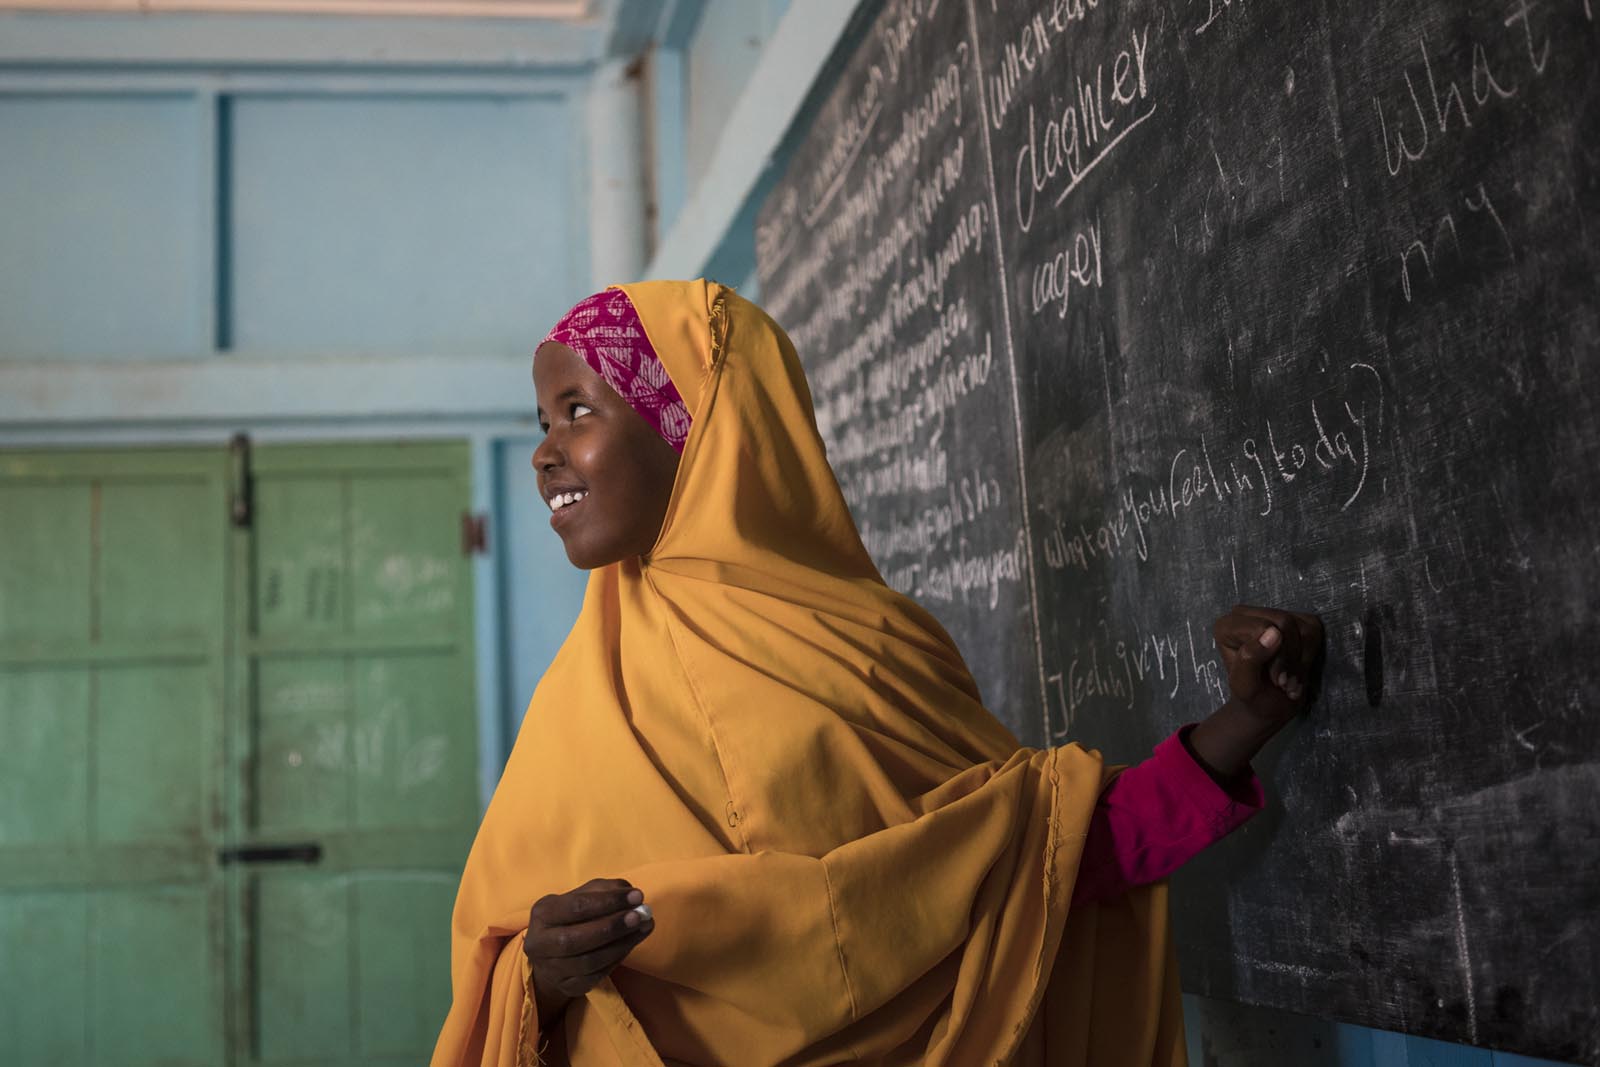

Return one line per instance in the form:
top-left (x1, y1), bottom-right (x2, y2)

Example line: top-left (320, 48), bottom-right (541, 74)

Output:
top-left (432, 280), bottom-right (1321, 1067)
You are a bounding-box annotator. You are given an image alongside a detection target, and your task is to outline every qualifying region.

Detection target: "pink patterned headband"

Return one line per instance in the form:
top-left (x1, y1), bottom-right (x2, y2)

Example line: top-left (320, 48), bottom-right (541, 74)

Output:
top-left (538, 289), bottom-right (692, 454)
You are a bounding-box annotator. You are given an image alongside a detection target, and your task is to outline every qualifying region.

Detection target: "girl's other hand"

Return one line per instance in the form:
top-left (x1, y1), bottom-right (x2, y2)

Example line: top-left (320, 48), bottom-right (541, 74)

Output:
top-left (1213, 605), bottom-right (1325, 724)
top-left (525, 877), bottom-right (654, 1029)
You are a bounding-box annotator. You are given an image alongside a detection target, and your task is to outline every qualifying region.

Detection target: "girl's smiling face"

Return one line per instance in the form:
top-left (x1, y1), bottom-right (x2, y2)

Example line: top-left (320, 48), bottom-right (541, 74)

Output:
top-left (532, 342), bottom-right (682, 570)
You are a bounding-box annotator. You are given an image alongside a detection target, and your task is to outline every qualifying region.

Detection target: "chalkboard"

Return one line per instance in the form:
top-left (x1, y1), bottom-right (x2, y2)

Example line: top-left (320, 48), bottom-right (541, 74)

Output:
top-left (754, 0), bottom-right (1600, 1062)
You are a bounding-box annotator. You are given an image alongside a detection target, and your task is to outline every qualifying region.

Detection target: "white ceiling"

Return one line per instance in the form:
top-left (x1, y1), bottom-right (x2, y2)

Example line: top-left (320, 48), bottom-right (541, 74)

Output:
top-left (0, 0), bottom-right (597, 18)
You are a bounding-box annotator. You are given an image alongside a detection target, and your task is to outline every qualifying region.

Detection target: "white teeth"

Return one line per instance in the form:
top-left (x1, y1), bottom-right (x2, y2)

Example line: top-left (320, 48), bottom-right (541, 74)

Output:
top-left (549, 490), bottom-right (588, 512)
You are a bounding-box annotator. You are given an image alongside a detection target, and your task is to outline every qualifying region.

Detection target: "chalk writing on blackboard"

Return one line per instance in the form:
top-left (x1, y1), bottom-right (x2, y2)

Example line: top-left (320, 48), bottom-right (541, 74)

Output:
top-left (759, 0), bottom-right (1600, 1059)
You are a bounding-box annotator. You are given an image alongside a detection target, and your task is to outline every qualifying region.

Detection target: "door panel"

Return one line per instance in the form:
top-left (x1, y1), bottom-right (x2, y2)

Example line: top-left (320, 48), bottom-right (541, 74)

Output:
top-left (254, 477), bottom-right (346, 639)
top-left (0, 670), bottom-right (91, 845)
top-left (95, 884), bottom-right (222, 1063)
top-left (255, 873), bottom-right (351, 1062)
top-left (240, 442), bottom-right (476, 1066)
top-left (0, 442), bottom-right (477, 1065)
top-left (0, 483), bottom-right (92, 643)
top-left (100, 480), bottom-right (223, 642)
top-left (0, 450), bottom-right (229, 1067)
top-left (348, 474), bottom-right (463, 633)
top-left (250, 871), bottom-right (457, 1065)
top-left (254, 657), bottom-right (350, 834)
top-left (0, 891), bottom-right (91, 1063)
top-left (350, 654), bottom-right (474, 830)
top-left (352, 875), bottom-right (459, 1056)
top-left (97, 665), bottom-right (216, 843)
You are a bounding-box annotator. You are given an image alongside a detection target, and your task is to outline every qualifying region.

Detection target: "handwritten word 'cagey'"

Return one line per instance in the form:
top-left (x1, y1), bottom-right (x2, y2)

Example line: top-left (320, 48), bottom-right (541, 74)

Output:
top-left (1031, 215), bottom-right (1104, 320)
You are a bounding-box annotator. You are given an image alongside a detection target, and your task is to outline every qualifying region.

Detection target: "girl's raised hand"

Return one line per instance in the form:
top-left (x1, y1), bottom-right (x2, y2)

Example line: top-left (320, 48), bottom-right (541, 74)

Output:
top-left (525, 877), bottom-right (654, 1029)
top-left (1212, 605), bottom-right (1325, 724)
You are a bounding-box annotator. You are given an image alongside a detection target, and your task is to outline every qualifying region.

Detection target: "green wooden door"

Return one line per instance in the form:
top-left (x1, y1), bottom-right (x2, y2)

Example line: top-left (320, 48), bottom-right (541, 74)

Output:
top-left (237, 441), bottom-right (478, 1066)
top-left (0, 448), bottom-right (231, 1065)
top-left (0, 441), bottom-right (478, 1066)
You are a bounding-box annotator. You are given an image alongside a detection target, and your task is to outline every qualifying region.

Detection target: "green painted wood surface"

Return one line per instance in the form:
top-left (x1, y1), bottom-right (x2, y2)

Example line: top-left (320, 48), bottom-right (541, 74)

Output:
top-left (237, 441), bottom-right (477, 1065)
top-left (0, 442), bottom-right (478, 1065)
top-left (0, 448), bottom-right (230, 1066)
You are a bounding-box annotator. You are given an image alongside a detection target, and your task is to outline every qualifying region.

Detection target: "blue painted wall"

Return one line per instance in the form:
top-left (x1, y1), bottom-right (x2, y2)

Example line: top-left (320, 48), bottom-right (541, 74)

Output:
top-left (0, 86), bottom-right (585, 361)
top-left (227, 92), bottom-right (577, 357)
top-left (0, 93), bottom-right (209, 359)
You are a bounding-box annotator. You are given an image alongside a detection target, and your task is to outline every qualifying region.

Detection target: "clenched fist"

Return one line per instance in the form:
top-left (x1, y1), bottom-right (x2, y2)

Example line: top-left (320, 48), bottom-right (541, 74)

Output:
top-left (1213, 605), bottom-right (1324, 724)
top-left (525, 877), bottom-right (653, 1029)
top-left (1188, 605), bottom-right (1325, 781)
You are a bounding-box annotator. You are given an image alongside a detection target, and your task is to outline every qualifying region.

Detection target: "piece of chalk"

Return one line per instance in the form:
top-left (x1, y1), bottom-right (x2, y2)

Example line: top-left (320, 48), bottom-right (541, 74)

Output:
top-left (632, 903), bottom-right (653, 921)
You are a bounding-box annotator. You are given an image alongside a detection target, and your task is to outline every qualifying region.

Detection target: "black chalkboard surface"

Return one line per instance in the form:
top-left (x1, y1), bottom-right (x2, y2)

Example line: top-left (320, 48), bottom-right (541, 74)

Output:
top-left (755, 0), bottom-right (1600, 1061)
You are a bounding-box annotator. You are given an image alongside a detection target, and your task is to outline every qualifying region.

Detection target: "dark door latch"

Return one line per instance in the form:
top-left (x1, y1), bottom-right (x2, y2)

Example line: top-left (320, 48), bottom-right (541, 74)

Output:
top-left (217, 843), bottom-right (322, 865)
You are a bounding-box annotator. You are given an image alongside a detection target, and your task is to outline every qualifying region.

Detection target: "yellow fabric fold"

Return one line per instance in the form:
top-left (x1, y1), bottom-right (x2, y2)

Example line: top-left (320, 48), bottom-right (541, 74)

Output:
top-left (432, 279), bottom-right (1185, 1067)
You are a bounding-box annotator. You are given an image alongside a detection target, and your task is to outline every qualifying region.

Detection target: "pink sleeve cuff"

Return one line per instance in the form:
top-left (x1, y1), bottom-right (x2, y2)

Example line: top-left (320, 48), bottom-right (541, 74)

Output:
top-left (1071, 726), bottom-right (1265, 906)
top-left (1165, 724), bottom-right (1267, 833)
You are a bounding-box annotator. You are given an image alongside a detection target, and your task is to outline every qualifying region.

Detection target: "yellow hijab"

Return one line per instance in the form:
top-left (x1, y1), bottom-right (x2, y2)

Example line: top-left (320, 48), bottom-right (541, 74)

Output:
top-left (432, 280), bottom-right (1186, 1067)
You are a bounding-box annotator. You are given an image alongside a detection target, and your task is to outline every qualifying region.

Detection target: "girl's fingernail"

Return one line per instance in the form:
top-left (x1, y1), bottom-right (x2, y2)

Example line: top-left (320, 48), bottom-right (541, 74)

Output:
top-left (623, 910), bottom-right (640, 928)
top-left (1260, 626), bottom-right (1282, 649)
top-left (626, 889), bottom-right (643, 906)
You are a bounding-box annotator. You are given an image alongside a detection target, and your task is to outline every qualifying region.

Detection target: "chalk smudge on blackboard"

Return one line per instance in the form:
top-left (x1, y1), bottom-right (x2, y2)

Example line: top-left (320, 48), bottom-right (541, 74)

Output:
top-left (1363, 603), bottom-right (1385, 707)
top-left (1450, 852), bottom-right (1481, 1043)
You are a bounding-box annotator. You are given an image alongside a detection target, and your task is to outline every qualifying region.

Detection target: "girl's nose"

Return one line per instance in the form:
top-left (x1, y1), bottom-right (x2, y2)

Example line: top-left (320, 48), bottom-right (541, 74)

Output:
top-left (532, 431), bottom-right (561, 471)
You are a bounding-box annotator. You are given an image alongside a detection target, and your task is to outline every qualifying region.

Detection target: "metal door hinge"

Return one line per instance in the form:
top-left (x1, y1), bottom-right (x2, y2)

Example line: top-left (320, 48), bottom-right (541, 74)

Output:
top-left (461, 511), bottom-right (489, 556)
top-left (229, 432), bottom-right (253, 528)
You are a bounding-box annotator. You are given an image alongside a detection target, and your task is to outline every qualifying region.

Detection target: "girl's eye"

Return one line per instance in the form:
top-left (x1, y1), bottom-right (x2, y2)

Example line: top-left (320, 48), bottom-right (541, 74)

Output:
top-left (571, 403), bottom-right (594, 419)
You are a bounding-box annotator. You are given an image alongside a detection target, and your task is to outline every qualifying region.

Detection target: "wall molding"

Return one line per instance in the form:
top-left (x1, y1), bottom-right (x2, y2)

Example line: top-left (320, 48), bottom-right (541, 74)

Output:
top-left (1, 1), bottom-right (593, 17)
top-left (0, 356), bottom-right (543, 426)
top-left (0, 10), bottom-right (605, 68)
